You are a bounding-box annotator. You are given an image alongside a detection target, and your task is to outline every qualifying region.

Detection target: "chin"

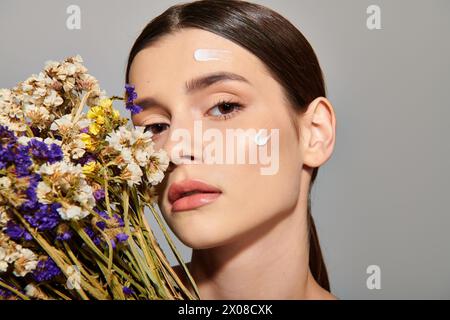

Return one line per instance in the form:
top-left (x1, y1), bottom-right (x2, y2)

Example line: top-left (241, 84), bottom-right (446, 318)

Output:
top-left (170, 223), bottom-right (235, 250)
top-left (176, 233), bottom-right (224, 250)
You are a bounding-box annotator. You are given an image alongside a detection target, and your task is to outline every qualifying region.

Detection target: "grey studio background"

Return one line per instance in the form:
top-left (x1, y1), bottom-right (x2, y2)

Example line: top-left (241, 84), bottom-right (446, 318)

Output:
top-left (1, 0), bottom-right (449, 299)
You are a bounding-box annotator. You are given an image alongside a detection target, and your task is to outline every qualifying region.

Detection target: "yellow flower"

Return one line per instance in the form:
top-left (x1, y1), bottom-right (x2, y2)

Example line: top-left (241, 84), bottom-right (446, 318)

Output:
top-left (82, 161), bottom-right (98, 175)
top-left (89, 123), bottom-right (101, 136)
top-left (99, 98), bottom-right (113, 109)
top-left (80, 133), bottom-right (95, 151)
top-left (96, 115), bottom-right (106, 125)
top-left (87, 106), bottom-right (103, 120)
top-left (112, 109), bottom-right (120, 120)
top-left (87, 104), bottom-right (108, 135)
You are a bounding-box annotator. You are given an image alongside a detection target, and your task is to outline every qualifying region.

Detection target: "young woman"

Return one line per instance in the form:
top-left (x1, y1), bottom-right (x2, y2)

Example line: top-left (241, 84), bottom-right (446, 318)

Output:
top-left (126, 0), bottom-right (337, 299)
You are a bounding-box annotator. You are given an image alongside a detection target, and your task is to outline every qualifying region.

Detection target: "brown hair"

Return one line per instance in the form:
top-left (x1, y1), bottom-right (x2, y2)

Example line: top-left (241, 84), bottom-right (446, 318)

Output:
top-left (125, 0), bottom-right (330, 291)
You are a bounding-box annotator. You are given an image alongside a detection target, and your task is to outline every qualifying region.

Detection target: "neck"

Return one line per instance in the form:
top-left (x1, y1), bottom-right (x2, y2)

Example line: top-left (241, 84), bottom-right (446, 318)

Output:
top-left (188, 198), bottom-right (324, 299)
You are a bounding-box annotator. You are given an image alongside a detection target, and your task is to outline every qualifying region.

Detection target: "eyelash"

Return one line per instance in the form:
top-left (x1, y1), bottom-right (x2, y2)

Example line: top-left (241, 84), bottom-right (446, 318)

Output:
top-left (143, 99), bottom-right (244, 135)
top-left (208, 99), bottom-right (244, 121)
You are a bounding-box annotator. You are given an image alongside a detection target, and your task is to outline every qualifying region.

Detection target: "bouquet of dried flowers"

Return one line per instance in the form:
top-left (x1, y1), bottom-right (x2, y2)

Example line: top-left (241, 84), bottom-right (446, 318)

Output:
top-left (0, 55), bottom-right (198, 300)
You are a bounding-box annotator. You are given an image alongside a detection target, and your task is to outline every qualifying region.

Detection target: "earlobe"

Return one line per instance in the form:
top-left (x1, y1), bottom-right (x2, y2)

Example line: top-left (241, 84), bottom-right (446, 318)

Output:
top-left (301, 97), bottom-right (336, 168)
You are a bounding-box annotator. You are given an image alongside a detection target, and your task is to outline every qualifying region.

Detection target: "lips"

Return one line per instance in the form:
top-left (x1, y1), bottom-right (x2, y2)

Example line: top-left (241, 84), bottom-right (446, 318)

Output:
top-left (168, 179), bottom-right (222, 212)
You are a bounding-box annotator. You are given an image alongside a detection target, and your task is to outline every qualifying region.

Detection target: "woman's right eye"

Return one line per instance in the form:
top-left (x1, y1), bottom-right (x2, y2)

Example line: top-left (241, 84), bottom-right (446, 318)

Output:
top-left (144, 123), bottom-right (170, 135)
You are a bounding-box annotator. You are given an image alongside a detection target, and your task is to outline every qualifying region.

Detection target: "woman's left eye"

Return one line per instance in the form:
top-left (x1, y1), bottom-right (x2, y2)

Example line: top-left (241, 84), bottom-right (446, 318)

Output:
top-left (206, 100), bottom-right (244, 120)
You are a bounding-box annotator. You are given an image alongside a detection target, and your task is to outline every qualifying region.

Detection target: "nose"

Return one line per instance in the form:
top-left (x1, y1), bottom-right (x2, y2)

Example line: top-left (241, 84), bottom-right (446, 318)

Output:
top-left (164, 154), bottom-right (193, 175)
top-left (161, 116), bottom-right (203, 166)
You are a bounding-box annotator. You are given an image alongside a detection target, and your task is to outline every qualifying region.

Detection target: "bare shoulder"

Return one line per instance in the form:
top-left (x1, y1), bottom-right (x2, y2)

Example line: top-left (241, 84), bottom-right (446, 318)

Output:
top-left (322, 291), bottom-right (339, 300)
top-left (306, 278), bottom-right (339, 300)
top-left (314, 286), bottom-right (339, 300)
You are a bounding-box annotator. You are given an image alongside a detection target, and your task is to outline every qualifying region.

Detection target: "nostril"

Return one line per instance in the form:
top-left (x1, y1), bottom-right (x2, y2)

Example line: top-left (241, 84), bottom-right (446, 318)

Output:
top-left (180, 154), bottom-right (195, 162)
top-left (166, 161), bottom-right (176, 173)
top-left (168, 153), bottom-right (199, 166)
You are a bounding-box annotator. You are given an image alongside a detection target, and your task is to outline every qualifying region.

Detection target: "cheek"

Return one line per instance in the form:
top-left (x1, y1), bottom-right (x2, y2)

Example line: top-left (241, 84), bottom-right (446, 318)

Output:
top-left (235, 148), bottom-right (301, 225)
top-left (233, 123), bottom-right (302, 216)
top-left (156, 117), bottom-right (302, 247)
top-left (210, 126), bottom-right (302, 236)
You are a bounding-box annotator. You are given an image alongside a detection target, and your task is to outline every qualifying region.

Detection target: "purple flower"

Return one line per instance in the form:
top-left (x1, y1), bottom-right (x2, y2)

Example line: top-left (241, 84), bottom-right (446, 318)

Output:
top-left (96, 220), bottom-right (107, 230)
top-left (55, 224), bottom-right (73, 241)
top-left (124, 84), bottom-right (142, 115)
top-left (125, 84), bottom-right (137, 101)
top-left (0, 129), bottom-right (62, 176)
top-left (122, 286), bottom-right (135, 296)
top-left (20, 175), bottom-right (63, 233)
top-left (28, 139), bottom-right (63, 164)
top-left (113, 214), bottom-right (125, 227)
top-left (19, 173), bottom-right (41, 212)
top-left (5, 221), bottom-right (33, 241)
top-left (0, 288), bottom-right (13, 299)
top-left (0, 144), bottom-right (15, 170)
top-left (0, 125), bottom-right (17, 145)
top-left (32, 258), bottom-right (61, 282)
top-left (84, 226), bottom-right (95, 238)
top-left (94, 208), bottom-right (109, 219)
top-left (0, 125), bottom-right (18, 171)
top-left (13, 144), bottom-right (32, 177)
top-left (48, 143), bottom-right (64, 163)
top-left (24, 202), bottom-right (61, 231)
top-left (93, 208), bottom-right (109, 230)
top-left (77, 152), bottom-right (96, 165)
top-left (116, 233), bottom-right (129, 243)
top-left (55, 230), bottom-right (73, 241)
top-left (93, 189), bottom-right (105, 201)
top-left (84, 226), bottom-right (102, 247)
top-left (28, 139), bottom-right (47, 159)
top-left (128, 104), bottom-right (142, 115)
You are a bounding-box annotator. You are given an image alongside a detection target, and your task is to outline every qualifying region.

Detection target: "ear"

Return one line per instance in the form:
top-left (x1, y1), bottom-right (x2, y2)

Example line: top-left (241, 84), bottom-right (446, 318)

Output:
top-left (299, 97), bottom-right (336, 168)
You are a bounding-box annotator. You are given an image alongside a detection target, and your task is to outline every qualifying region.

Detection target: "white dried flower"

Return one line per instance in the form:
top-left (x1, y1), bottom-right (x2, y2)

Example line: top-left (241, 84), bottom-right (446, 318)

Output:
top-left (0, 176), bottom-right (12, 189)
top-left (0, 88), bottom-right (27, 132)
top-left (106, 126), bottom-right (132, 151)
top-left (24, 283), bottom-right (51, 299)
top-left (66, 139), bottom-right (86, 160)
top-left (50, 114), bottom-right (90, 132)
top-left (24, 104), bottom-right (52, 129)
top-left (13, 247), bottom-right (38, 277)
top-left (17, 136), bottom-right (61, 148)
top-left (43, 89), bottom-right (63, 107)
top-left (146, 150), bottom-right (170, 185)
top-left (0, 247), bottom-right (9, 272)
top-left (2, 243), bottom-right (22, 264)
top-left (0, 207), bottom-right (8, 230)
top-left (57, 205), bottom-right (89, 220)
top-left (36, 181), bottom-right (52, 204)
top-left (25, 284), bottom-right (38, 297)
top-left (49, 114), bottom-right (71, 131)
top-left (130, 126), bottom-right (153, 144)
top-left (37, 161), bottom-right (94, 220)
top-left (134, 148), bottom-right (150, 167)
top-left (73, 180), bottom-right (95, 208)
top-left (131, 126), bottom-right (155, 166)
top-left (123, 162), bottom-right (143, 187)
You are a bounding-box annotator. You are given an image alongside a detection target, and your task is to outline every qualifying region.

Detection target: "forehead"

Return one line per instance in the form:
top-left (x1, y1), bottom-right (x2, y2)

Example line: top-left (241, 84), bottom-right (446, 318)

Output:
top-left (128, 28), bottom-right (269, 96)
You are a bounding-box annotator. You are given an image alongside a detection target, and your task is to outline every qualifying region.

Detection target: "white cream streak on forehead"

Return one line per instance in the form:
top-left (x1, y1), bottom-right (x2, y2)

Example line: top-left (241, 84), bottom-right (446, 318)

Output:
top-left (193, 48), bottom-right (232, 61)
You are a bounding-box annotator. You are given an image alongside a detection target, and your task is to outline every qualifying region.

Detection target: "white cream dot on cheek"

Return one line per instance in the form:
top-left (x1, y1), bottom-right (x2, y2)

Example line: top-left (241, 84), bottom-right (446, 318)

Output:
top-left (193, 48), bottom-right (232, 61)
top-left (254, 129), bottom-right (272, 146)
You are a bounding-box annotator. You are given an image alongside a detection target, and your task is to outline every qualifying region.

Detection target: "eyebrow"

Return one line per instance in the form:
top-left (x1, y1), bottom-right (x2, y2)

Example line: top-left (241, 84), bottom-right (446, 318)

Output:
top-left (185, 71), bottom-right (251, 94)
top-left (134, 71), bottom-right (251, 109)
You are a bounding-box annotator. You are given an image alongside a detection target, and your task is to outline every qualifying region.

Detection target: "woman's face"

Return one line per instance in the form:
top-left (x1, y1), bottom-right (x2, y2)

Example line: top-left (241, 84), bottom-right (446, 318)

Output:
top-left (129, 28), bottom-right (305, 249)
